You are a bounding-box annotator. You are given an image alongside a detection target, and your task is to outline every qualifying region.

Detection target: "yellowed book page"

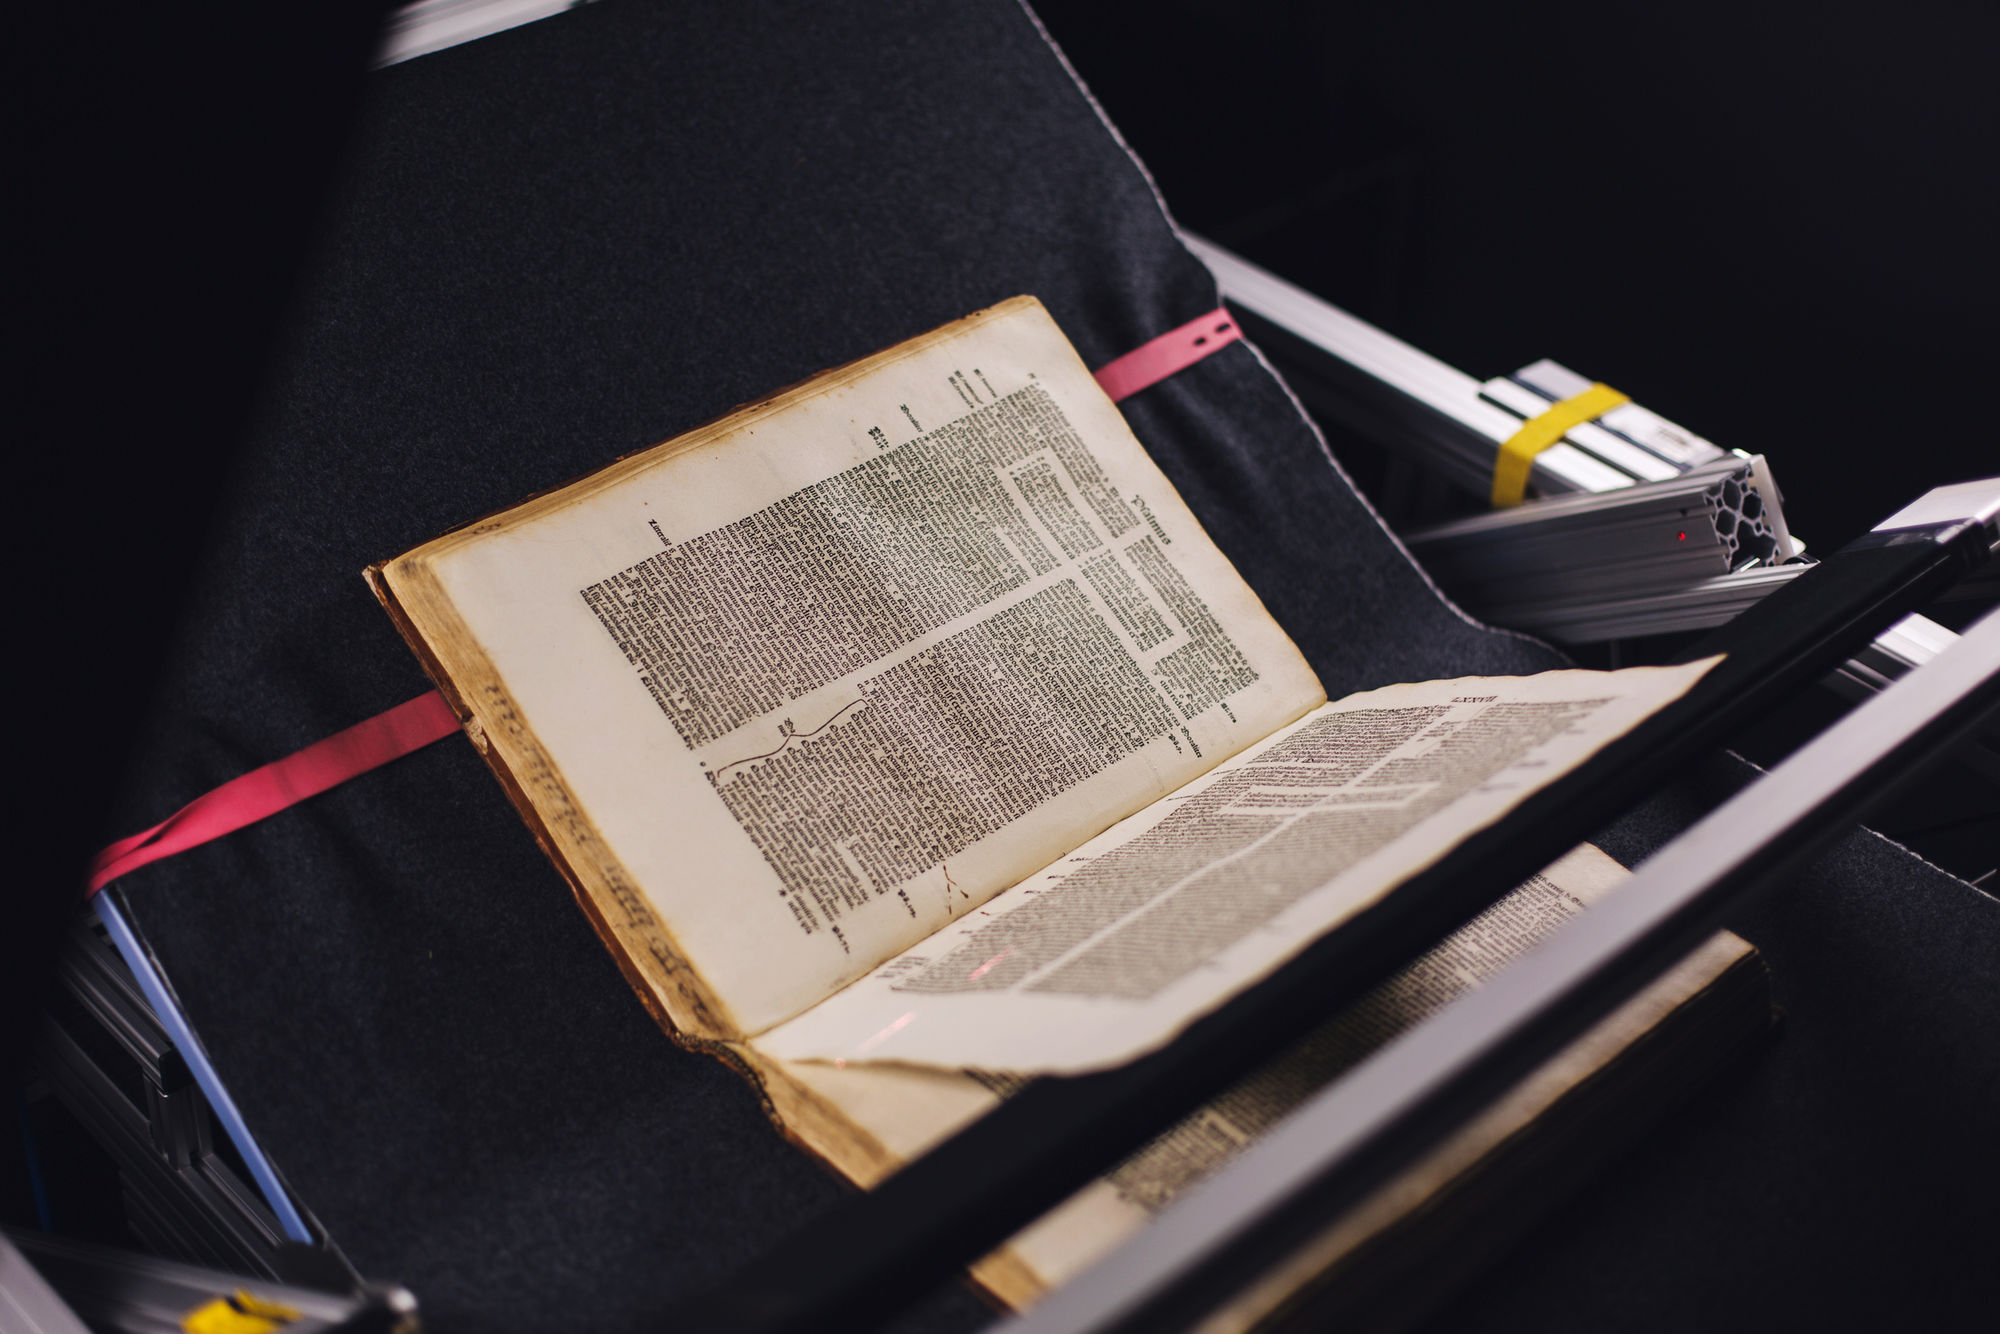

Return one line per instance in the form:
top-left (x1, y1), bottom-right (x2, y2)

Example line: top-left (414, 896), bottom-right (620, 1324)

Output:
top-left (381, 296), bottom-right (1322, 1037)
top-left (759, 660), bottom-right (1714, 1071)
top-left (1182, 931), bottom-right (1757, 1334)
top-left (745, 846), bottom-right (1755, 1308)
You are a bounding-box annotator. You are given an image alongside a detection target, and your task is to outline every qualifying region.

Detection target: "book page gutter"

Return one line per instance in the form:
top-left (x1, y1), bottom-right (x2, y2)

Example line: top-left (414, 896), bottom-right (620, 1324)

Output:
top-left (755, 658), bottom-right (1717, 1073)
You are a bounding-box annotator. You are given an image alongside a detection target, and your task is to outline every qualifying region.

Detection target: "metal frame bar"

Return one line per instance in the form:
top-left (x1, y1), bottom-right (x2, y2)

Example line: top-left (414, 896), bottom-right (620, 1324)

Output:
top-left (1183, 236), bottom-right (1633, 497)
top-left (694, 487), bottom-right (1996, 1334)
top-left (5, 1227), bottom-right (415, 1334)
top-left (1399, 455), bottom-right (1792, 632)
top-left (1188, 235), bottom-right (1981, 683)
top-left (1004, 600), bottom-right (2000, 1334)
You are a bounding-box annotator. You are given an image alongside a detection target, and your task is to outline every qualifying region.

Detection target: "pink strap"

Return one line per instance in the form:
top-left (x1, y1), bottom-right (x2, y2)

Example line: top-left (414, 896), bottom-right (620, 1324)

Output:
top-left (90, 311), bottom-right (1243, 893)
top-left (87, 691), bottom-right (460, 895)
top-left (1092, 307), bottom-right (1241, 402)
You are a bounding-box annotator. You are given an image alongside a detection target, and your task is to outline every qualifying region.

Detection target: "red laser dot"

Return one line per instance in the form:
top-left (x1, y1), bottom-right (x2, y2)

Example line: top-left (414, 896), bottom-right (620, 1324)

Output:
top-left (1677, 530), bottom-right (1687, 541)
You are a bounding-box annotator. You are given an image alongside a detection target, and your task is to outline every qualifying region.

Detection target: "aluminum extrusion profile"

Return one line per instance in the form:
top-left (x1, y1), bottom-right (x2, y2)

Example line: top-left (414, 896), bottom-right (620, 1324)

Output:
top-left (999, 603), bottom-right (2000, 1334)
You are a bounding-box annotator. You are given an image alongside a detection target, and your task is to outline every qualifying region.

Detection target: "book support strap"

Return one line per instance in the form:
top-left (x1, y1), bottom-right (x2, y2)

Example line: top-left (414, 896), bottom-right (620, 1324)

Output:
top-left (74, 307), bottom-right (1244, 1246)
top-left (86, 693), bottom-right (461, 897)
top-left (84, 309), bottom-right (1238, 898)
top-left (1090, 309), bottom-right (1240, 402)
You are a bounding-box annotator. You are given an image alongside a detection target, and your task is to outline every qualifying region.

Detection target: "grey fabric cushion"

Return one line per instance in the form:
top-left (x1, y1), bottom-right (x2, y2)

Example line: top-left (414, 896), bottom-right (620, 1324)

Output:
top-left (106, 2), bottom-right (1996, 1331)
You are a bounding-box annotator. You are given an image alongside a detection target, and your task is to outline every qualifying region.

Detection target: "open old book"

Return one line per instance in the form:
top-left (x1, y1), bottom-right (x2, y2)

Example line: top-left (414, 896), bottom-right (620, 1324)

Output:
top-left (371, 296), bottom-right (1761, 1311)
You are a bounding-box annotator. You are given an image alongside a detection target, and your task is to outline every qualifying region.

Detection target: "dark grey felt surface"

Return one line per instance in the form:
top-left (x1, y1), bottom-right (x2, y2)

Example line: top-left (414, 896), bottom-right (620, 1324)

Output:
top-left (105, 2), bottom-right (1997, 1330)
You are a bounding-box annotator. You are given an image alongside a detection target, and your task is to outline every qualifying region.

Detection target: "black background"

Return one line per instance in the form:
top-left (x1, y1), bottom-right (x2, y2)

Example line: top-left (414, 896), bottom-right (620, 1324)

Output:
top-left (1036, 0), bottom-right (2000, 553)
top-left (11, 0), bottom-right (1997, 1320)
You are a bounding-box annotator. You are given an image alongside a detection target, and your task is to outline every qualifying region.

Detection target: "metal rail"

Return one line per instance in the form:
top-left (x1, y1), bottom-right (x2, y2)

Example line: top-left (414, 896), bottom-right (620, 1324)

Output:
top-left (1004, 602), bottom-right (2000, 1334)
top-left (692, 486), bottom-right (1997, 1334)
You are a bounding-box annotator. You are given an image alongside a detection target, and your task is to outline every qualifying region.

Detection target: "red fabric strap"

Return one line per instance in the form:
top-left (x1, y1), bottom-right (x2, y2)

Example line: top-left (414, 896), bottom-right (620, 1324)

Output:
top-left (87, 691), bottom-right (461, 895)
top-left (89, 311), bottom-right (1242, 893)
top-left (1092, 307), bottom-right (1241, 402)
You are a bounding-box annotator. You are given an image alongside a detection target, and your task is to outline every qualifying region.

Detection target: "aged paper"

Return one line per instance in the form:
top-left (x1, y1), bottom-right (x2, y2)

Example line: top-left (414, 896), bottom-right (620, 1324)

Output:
top-left (759, 660), bottom-right (1715, 1071)
top-left (396, 297), bottom-right (1323, 1035)
top-left (741, 845), bottom-right (1758, 1308)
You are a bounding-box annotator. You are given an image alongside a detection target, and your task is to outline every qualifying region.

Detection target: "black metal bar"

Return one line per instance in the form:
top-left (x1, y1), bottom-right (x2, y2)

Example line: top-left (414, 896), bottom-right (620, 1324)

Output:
top-left (1008, 601), bottom-right (2000, 1334)
top-left (689, 502), bottom-right (1995, 1334)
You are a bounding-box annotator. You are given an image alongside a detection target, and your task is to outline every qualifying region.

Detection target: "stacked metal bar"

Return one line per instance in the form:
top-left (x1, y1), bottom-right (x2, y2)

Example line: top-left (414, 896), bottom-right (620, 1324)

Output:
top-left (1481, 358), bottom-right (1734, 486)
top-left (1402, 456), bottom-right (1802, 641)
top-left (3, 1228), bottom-right (415, 1334)
top-left (1187, 235), bottom-right (1974, 679)
top-left (374, 0), bottom-right (571, 66)
top-left (700, 473), bottom-right (2000, 1334)
top-left (1183, 236), bottom-right (1648, 498)
top-left (1001, 599), bottom-right (2000, 1334)
top-left (31, 922), bottom-right (351, 1288)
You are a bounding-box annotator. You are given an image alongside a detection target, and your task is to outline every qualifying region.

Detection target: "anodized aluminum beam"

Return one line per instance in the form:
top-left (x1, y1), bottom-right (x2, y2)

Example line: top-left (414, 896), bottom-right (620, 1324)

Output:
top-left (1509, 357), bottom-right (1732, 474)
top-left (0, 1232), bottom-right (92, 1334)
top-left (4, 1228), bottom-right (416, 1334)
top-left (1001, 604), bottom-right (2000, 1334)
top-left (1829, 615), bottom-right (2000, 782)
top-left (1403, 456), bottom-right (1790, 607)
top-left (374, 0), bottom-right (572, 66)
top-left (1184, 235), bottom-right (1632, 497)
top-left (692, 486), bottom-right (1998, 1334)
top-left (1486, 362), bottom-right (1801, 566)
top-left (1478, 373), bottom-right (1684, 484)
top-left (1472, 563), bottom-right (1809, 642)
top-left (1188, 235), bottom-right (1979, 680)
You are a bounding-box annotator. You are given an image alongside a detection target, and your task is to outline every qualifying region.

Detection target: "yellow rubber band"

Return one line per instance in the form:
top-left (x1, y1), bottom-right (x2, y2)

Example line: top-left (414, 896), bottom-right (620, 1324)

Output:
top-left (229, 1293), bottom-right (302, 1323)
top-left (180, 1291), bottom-right (301, 1334)
top-left (1490, 382), bottom-right (1630, 508)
